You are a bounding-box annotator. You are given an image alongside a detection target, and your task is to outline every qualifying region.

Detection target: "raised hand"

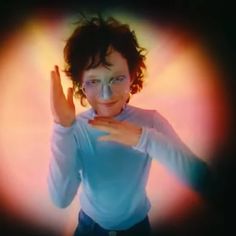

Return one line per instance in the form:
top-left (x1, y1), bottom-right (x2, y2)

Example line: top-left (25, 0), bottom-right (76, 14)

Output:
top-left (50, 65), bottom-right (75, 127)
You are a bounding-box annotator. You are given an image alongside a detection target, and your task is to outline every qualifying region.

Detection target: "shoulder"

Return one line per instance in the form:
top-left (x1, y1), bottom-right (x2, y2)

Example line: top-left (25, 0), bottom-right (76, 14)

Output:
top-left (127, 104), bottom-right (155, 114)
top-left (126, 105), bottom-right (156, 127)
top-left (128, 105), bottom-right (172, 129)
top-left (152, 109), bottom-right (171, 126)
top-left (128, 105), bottom-right (168, 119)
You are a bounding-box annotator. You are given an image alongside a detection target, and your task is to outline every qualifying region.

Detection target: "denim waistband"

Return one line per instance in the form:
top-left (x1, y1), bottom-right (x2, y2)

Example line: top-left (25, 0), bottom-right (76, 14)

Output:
top-left (77, 209), bottom-right (151, 236)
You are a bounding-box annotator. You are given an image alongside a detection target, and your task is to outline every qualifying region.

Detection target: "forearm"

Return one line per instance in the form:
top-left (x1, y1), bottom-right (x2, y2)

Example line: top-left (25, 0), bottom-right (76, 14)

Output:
top-left (48, 122), bottom-right (81, 208)
top-left (133, 127), bottom-right (210, 192)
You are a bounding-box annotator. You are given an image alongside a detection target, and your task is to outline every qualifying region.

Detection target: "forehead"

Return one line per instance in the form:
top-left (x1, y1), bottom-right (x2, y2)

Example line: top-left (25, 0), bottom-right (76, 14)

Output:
top-left (82, 50), bottom-right (129, 79)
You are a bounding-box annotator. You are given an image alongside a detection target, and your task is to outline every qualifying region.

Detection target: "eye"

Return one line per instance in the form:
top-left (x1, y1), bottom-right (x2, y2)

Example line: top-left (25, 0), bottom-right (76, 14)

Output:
top-left (85, 79), bottom-right (101, 86)
top-left (110, 76), bottom-right (126, 84)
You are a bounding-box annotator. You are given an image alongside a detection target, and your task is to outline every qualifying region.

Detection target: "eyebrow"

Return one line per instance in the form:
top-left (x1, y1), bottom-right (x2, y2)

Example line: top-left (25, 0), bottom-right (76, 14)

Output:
top-left (84, 75), bottom-right (99, 80)
top-left (84, 73), bottom-right (127, 80)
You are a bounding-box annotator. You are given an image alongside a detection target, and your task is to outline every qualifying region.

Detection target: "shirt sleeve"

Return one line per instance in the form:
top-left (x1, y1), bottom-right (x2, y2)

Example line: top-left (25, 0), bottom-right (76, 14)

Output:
top-left (133, 111), bottom-right (211, 194)
top-left (47, 121), bottom-right (82, 208)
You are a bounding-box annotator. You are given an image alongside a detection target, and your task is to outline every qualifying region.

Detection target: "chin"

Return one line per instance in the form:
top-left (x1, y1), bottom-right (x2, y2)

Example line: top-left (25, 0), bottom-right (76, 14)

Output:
top-left (97, 109), bottom-right (118, 117)
top-left (96, 105), bottom-right (123, 117)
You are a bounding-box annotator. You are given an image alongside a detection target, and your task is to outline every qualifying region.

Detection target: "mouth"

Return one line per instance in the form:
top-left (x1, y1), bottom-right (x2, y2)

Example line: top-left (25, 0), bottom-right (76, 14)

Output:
top-left (99, 101), bottom-right (117, 107)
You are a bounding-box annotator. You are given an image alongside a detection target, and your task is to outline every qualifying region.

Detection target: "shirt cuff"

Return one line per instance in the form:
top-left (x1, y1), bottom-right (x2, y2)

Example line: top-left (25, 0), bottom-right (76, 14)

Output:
top-left (53, 120), bottom-right (76, 134)
top-left (132, 127), bottom-right (150, 153)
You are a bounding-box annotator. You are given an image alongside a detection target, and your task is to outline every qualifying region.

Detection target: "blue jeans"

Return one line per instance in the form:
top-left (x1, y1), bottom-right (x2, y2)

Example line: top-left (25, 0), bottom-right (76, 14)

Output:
top-left (74, 210), bottom-right (151, 236)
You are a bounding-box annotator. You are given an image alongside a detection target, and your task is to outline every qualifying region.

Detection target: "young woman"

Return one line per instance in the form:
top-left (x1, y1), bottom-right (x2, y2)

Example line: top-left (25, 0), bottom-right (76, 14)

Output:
top-left (48, 15), bottom-right (210, 236)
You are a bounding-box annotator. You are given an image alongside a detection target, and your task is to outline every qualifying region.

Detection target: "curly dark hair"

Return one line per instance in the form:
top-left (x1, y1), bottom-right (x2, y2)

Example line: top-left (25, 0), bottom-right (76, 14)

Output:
top-left (63, 15), bottom-right (147, 106)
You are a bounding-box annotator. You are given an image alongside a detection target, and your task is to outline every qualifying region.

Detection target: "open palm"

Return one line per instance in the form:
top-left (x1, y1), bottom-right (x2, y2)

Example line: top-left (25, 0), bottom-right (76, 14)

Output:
top-left (50, 65), bottom-right (75, 127)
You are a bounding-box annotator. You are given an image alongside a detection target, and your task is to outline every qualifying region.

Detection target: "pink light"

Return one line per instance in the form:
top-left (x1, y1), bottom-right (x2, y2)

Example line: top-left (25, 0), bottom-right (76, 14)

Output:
top-left (0, 13), bottom-right (231, 235)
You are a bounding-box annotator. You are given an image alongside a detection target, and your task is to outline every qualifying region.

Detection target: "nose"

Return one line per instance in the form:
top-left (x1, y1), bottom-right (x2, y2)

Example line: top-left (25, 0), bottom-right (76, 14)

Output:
top-left (99, 84), bottom-right (113, 100)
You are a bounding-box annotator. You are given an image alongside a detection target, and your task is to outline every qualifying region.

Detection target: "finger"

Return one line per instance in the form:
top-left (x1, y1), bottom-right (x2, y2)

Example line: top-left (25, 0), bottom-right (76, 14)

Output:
top-left (89, 119), bottom-right (119, 129)
top-left (51, 65), bottom-right (61, 88)
top-left (67, 87), bottom-right (74, 107)
top-left (89, 123), bottom-right (115, 133)
top-left (92, 117), bottom-right (119, 125)
top-left (55, 65), bottom-right (60, 78)
top-left (94, 116), bottom-right (117, 121)
top-left (51, 66), bottom-right (64, 94)
top-left (94, 116), bottom-right (112, 119)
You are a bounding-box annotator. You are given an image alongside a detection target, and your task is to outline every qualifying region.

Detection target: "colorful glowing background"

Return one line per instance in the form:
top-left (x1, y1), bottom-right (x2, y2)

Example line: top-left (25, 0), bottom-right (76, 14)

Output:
top-left (0, 5), bottom-right (234, 236)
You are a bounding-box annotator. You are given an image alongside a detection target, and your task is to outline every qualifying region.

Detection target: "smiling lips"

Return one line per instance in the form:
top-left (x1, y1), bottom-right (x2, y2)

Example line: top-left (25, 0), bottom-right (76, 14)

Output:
top-left (99, 101), bottom-right (117, 107)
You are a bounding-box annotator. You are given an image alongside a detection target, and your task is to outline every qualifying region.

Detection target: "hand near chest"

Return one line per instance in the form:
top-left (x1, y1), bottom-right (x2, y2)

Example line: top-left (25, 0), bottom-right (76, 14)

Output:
top-left (88, 116), bottom-right (142, 146)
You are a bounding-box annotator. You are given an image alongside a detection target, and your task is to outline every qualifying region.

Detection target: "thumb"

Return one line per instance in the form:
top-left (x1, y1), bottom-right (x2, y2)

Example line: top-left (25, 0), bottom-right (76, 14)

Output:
top-left (67, 87), bottom-right (74, 107)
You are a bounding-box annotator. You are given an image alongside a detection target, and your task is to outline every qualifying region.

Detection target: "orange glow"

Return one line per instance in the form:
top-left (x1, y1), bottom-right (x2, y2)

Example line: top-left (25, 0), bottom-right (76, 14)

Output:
top-left (0, 12), bottom-right (230, 235)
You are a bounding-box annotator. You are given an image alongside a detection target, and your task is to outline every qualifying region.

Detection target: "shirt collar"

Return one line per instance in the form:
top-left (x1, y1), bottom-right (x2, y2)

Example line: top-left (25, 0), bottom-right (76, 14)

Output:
top-left (90, 104), bottom-right (129, 120)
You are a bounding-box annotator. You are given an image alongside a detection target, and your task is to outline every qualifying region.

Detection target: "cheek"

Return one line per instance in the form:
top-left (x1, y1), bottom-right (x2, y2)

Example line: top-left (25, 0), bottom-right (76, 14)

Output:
top-left (118, 81), bottom-right (131, 96)
top-left (121, 87), bottom-right (130, 99)
top-left (85, 96), bottom-right (96, 107)
top-left (116, 92), bottom-right (130, 105)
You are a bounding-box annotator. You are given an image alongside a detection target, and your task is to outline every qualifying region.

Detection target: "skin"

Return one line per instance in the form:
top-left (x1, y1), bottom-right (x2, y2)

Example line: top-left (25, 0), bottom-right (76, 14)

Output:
top-left (50, 49), bottom-right (141, 146)
top-left (50, 65), bottom-right (75, 127)
top-left (82, 49), bottom-right (131, 117)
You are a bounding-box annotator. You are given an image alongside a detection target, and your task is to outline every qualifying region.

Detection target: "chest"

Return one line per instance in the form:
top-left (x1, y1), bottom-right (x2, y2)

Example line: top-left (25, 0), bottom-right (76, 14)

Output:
top-left (77, 125), bottom-right (148, 176)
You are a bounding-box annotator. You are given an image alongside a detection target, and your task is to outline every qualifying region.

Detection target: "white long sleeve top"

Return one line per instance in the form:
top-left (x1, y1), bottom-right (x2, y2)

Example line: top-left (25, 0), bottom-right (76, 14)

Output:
top-left (48, 105), bottom-right (209, 230)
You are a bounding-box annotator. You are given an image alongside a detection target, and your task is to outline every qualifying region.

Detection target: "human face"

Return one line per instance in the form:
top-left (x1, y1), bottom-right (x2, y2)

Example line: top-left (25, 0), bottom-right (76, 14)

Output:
top-left (82, 49), bottom-right (132, 117)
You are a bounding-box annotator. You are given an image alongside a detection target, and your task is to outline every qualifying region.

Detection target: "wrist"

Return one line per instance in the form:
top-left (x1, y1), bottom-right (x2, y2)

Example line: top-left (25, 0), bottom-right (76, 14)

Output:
top-left (54, 118), bottom-right (75, 127)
